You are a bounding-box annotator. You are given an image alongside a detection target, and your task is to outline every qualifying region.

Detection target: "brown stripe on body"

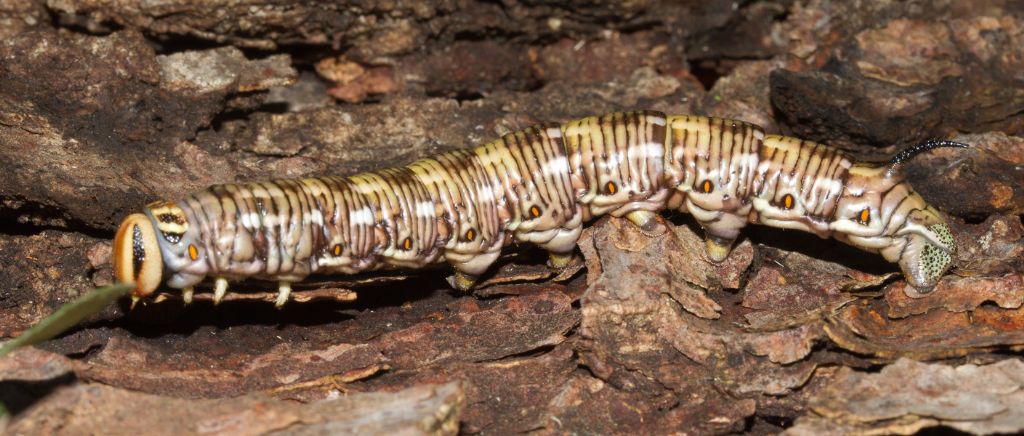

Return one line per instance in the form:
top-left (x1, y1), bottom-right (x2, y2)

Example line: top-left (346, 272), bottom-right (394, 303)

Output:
top-left (400, 168), bottom-right (443, 265)
top-left (275, 178), bottom-right (316, 279)
top-left (407, 154), bottom-right (460, 244)
top-left (562, 111), bottom-right (669, 218)
top-left (489, 126), bottom-right (578, 248)
top-left (665, 115), bottom-right (763, 241)
top-left (474, 133), bottom-right (525, 225)
top-left (182, 183), bottom-right (271, 279)
top-left (504, 129), bottom-right (544, 213)
top-left (296, 177), bottom-right (335, 258)
top-left (386, 167), bottom-right (443, 265)
top-left (561, 114), bottom-right (606, 217)
top-left (532, 123), bottom-right (575, 214)
top-left (184, 190), bottom-right (230, 274)
top-left (218, 183), bottom-right (264, 275)
top-left (462, 148), bottom-right (506, 244)
top-left (257, 181), bottom-right (291, 275)
top-left (749, 135), bottom-right (852, 236)
top-left (408, 146), bottom-right (507, 276)
top-left (322, 175), bottom-right (378, 271)
top-left (810, 147), bottom-right (846, 219)
top-left (268, 180), bottom-right (298, 275)
top-left (348, 171), bottom-right (400, 265)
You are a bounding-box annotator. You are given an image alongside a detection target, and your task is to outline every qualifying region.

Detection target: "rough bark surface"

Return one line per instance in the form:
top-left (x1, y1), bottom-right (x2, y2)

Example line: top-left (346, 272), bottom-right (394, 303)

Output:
top-left (2, 0), bottom-right (1023, 434)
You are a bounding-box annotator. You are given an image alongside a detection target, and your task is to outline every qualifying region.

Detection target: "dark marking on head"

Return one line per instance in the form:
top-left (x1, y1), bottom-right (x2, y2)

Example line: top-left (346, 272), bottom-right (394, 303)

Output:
top-left (162, 231), bottom-right (183, 244)
top-left (158, 213), bottom-right (185, 225)
top-left (132, 224), bottom-right (144, 280)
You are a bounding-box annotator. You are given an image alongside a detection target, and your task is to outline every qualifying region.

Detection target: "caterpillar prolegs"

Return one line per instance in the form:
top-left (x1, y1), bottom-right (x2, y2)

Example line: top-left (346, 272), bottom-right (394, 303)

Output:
top-left (113, 111), bottom-right (965, 308)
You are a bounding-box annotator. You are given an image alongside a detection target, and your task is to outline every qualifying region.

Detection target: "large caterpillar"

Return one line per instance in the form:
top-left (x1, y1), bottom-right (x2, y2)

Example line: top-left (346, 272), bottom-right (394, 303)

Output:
top-left (113, 111), bottom-right (964, 308)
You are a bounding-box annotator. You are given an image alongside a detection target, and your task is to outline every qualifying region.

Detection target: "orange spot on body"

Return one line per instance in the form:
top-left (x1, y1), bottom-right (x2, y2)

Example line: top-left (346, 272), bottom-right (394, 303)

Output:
top-left (188, 244), bottom-right (199, 261)
top-left (465, 229), bottom-right (475, 241)
top-left (403, 238), bottom-right (413, 250)
top-left (783, 194), bottom-right (794, 209)
top-left (530, 206), bottom-right (541, 218)
top-left (859, 208), bottom-right (871, 224)
top-left (606, 182), bottom-right (617, 195)
top-left (332, 244), bottom-right (342, 256)
top-left (701, 180), bottom-right (713, 193)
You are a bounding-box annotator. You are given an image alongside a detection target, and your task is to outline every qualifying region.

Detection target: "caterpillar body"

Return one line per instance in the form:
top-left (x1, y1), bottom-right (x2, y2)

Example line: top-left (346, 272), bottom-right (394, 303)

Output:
top-left (113, 111), bottom-right (964, 307)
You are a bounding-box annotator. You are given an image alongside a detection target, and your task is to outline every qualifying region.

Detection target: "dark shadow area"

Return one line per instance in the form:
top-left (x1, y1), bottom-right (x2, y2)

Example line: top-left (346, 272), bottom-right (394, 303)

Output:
top-left (116, 271), bottom-right (454, 333)
top-left (918, 426), bottom-right (972, 436)
top-left (0, 373), bottom-right (76, 417)
top-left (47, 8), bottom-right (123, 36)
top-left (147, 35), bottom-right (229, 55)
top-left (689, 58), bottom-right (734, 90)
top-left (745, 225), bottom-right (897, 277)
top-left (0, 196), bottom-right (113, 239)
top-left (664, 211), bottom-right (896, 278)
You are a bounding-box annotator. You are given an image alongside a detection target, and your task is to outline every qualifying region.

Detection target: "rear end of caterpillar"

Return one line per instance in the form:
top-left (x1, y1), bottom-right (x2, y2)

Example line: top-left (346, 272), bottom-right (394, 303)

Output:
top-left (113, 111), bottom-right (965, 308)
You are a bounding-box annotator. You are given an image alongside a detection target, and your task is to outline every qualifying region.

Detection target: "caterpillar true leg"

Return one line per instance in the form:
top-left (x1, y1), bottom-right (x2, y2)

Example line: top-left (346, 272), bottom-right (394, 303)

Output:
top-left (213, 278), bottom-right (228, 305)
top-left (276, 282), bottom-right (292, 308)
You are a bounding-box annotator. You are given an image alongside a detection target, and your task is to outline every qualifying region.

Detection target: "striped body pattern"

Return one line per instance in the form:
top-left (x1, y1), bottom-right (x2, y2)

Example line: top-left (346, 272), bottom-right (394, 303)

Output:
top-left (113, 111), bottom-right (962, 307)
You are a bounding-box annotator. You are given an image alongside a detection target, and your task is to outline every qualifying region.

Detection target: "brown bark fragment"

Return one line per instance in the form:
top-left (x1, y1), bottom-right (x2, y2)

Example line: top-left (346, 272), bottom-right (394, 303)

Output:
top-left (772, 12), bottom-right (1024, 148)
top-left (908, 134), bottom-right (1024, 217)
top-left (80, 337), bottom-right (386, 398)
top-left (854, 19), bottom-right (963, 87)
top-left (740, 249), bottom-right (887, 331)
top-left (788, 359), bottom-right (1024, 435)
top-left (387, 345), bottom-right (578, 434)
top-left (953, 214), bottom-right (1024, 277)
top-left (885, 274), bottom-right (1024, 318)
top-left (0, 232), bottom-right (113, 336)
top-left (373, 291), bottom-right (577, 369)
top-left (826, 300), bottom-right (1024, 359)
top-left (7, 381), bottom-right (464, 435)
top-left (0, 347), bottom-right (73, 382)
top-left (541, 374), bottom-right (757, 435)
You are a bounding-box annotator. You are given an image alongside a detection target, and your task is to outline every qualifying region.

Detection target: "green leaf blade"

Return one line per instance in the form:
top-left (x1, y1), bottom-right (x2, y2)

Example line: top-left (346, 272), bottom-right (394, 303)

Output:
top-left (0, 283), bottom-right (134, 358)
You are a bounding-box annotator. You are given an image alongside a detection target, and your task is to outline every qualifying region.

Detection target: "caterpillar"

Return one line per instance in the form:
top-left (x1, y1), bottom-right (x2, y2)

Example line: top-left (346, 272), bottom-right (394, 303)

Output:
top-left (113, 111), bottom-right (965, 308)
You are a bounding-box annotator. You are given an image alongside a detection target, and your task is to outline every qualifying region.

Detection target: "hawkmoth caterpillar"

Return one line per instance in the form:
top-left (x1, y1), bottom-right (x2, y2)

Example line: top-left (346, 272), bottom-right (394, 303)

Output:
top-left (113, 111), bottom-right (964, 308)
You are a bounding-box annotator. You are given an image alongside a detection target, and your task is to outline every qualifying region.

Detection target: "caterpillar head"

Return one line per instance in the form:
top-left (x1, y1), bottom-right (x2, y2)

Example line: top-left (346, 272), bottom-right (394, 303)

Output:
top-left (113, 202), bottom-right (208, 304)
top-left (831, 139), bottom-right (965, 292)
top-left (113, 213), bottom-right (163, 301)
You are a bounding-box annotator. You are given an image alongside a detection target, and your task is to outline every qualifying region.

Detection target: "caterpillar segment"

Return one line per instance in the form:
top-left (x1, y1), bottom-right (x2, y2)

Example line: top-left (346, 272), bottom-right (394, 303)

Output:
top-left (663, 115), bottom-right (763, 260)
top-left (112, 111), bottom-right (965, 307)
